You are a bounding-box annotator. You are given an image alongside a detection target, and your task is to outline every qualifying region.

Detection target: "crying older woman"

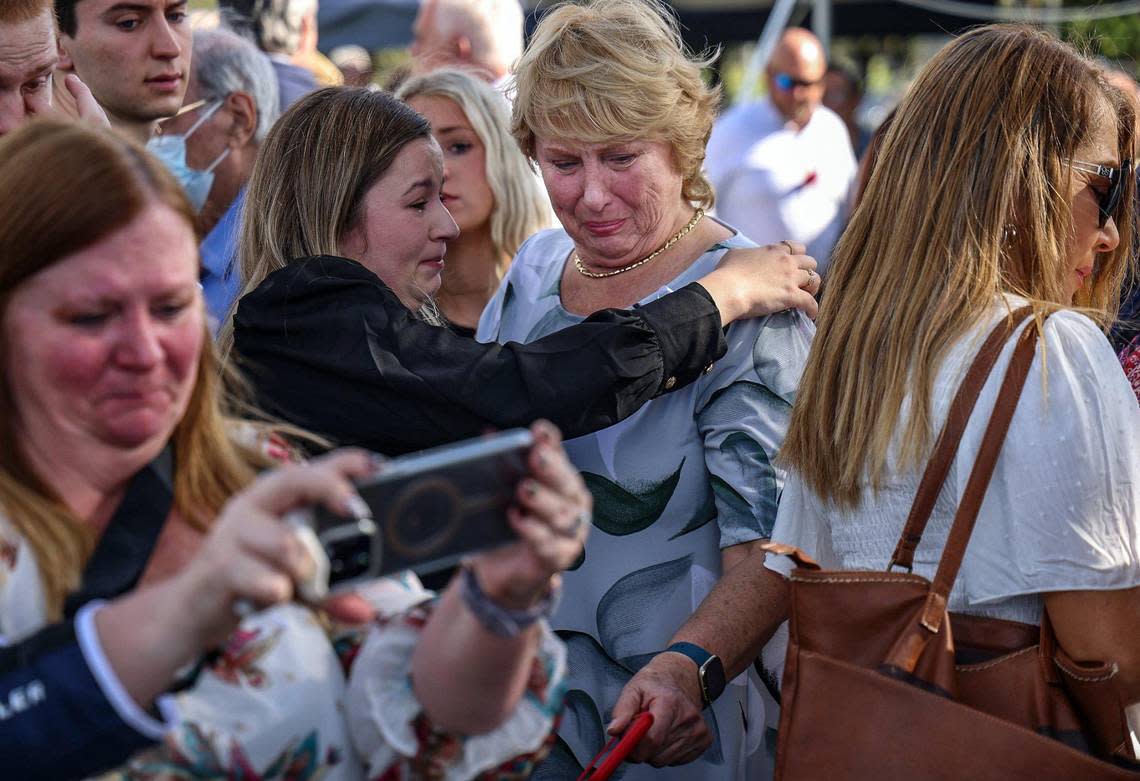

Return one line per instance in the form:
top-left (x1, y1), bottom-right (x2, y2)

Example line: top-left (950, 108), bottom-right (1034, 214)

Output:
top-left (477, 0), bottom-right (817, 777)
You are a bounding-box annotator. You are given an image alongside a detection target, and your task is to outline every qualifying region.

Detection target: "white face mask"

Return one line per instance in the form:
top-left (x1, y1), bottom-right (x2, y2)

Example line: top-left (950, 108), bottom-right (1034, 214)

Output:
top-left (147, 99), bottom-right (231, 213)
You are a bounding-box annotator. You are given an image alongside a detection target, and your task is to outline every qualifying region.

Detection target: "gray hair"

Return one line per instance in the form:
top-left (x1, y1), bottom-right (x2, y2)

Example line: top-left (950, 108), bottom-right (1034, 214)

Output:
top-left (219, 0), bottom-right (315, 56)
top-left (192, 27), bottom-right (280, 142)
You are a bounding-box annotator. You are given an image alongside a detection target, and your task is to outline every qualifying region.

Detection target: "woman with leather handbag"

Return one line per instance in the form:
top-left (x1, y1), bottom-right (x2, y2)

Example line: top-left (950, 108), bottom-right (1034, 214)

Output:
top-left (761, 24), bottom-right (1140, 779)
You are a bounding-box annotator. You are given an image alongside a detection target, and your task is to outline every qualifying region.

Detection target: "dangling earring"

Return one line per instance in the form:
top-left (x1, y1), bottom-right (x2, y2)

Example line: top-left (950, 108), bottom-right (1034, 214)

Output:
top-left (1001, 224), bottom-right (1018, 248)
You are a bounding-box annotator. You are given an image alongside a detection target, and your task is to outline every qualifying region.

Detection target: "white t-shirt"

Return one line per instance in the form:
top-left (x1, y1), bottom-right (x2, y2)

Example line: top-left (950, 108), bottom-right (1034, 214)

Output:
top-left (766, 302), bottom-right (1140, 626)
top-left (704, 100), bottom-right (856, 274)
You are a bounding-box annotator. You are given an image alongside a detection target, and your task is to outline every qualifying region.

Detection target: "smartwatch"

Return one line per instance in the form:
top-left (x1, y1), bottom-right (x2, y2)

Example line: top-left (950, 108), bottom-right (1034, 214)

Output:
top-left (663, 641), bottom-right (726, 708)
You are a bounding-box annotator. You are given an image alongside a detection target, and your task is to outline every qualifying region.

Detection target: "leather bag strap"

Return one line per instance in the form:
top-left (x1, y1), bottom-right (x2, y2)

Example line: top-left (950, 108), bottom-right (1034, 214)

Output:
top-left (889, 306), bottom-right (1035, 572)
top-left (919, 316), bottom-right (1044, 632)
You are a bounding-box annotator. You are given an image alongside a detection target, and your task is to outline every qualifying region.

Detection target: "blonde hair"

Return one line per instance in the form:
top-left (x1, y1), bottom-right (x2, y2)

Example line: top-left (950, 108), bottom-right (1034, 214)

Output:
top-left (218, 86), bottom-right (436, 358)
top-left (782, 25), bottom-right (1136, 507)
top-left (397, 68), bottom-right (554, 273)
top-left (510, 0), bottom-right (720, 210)
top-left (0, 122), bottom-right (274, 617)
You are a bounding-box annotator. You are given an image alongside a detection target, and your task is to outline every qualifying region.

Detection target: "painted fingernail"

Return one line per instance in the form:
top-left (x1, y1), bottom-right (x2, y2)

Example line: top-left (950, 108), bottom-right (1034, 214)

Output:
top-left (345, 493), bottom-right (372, 520)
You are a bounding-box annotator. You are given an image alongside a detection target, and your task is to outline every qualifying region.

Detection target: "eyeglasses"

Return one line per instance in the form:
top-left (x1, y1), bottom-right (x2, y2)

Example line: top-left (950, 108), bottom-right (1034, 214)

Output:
top-left (1068, 159), bottom-right (1132, 228)
top-left (773, 72), bottom-right (822, 92)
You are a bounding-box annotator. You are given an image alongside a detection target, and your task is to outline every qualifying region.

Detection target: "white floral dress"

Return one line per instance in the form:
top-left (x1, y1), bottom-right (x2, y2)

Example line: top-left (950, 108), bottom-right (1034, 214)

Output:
top-left (0, 510), bottom-right (567, 781)
top-left (476, 227), bottom-right (814, 781)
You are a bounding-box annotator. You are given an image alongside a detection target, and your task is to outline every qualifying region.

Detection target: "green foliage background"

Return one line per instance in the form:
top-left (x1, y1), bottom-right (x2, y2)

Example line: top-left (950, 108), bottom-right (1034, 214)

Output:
top-left (1066, 15), bottom-right (1140, 72)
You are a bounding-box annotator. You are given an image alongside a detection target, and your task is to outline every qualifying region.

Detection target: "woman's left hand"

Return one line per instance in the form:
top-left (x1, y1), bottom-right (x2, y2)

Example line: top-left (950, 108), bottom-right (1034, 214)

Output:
top-left (468, 420), bottom-right (591, 609)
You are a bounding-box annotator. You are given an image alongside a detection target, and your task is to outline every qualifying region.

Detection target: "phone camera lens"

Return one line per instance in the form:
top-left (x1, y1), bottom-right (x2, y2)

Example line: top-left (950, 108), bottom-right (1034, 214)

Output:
top-left (327, 537), bottom-right (372, 581)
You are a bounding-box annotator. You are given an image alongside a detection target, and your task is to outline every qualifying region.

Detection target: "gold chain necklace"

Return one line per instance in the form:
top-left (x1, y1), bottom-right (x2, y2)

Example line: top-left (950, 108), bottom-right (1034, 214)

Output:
top-left (573, 209), bottom-right (705, 279)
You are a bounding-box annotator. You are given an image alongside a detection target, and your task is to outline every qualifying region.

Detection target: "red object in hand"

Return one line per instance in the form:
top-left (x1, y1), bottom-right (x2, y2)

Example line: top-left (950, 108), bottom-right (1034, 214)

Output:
top-left (802, 170), bottom-right (818, 187)
top-left (577, 712), bottom-right (655, 780)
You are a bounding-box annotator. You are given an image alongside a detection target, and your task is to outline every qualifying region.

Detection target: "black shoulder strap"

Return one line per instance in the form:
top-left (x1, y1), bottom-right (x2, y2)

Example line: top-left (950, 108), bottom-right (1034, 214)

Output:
top-left (62, 446), bottom-right (175, 619)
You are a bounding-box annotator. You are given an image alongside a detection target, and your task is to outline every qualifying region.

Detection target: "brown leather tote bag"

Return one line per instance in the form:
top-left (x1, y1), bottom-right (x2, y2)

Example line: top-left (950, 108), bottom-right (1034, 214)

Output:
top-left (765, 308), bottom-right (1140, 780)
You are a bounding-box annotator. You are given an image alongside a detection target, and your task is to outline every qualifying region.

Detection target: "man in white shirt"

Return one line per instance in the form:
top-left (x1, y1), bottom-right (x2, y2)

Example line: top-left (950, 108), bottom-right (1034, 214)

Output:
top-left (705, 28), bottom-right (855, 274)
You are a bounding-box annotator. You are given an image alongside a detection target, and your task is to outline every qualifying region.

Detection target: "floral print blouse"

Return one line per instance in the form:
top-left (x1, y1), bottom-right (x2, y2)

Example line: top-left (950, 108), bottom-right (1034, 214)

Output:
top-left (0, 509), bottom-right (567, 781)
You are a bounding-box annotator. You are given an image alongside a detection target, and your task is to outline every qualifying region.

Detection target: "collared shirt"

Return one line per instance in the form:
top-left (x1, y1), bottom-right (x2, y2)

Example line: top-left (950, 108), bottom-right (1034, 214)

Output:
top-left (705, 99), bottom-right (856, 273)
top-left (199, 189), bottom-right (245, 331)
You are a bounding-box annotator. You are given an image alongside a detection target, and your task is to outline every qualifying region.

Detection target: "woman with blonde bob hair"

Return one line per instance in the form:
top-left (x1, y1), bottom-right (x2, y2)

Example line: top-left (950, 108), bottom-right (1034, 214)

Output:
top-left (397, 68), bottom-right (555, 331)
top-left (508, 0), bottom-right (718, 213)
top-left (478, 0), bottom-right (821, 776)
top-left (0, 120), bottom-right (595, 779)
top-left (225, 86), bottom-right (821, 458)
top-left (764, 24), bottom-right (1140, 749)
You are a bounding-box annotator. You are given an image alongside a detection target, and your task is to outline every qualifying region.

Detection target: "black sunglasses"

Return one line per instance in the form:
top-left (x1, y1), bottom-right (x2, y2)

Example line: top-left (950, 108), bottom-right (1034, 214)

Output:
top-left (1069, 159), bottom-right (1132, 228)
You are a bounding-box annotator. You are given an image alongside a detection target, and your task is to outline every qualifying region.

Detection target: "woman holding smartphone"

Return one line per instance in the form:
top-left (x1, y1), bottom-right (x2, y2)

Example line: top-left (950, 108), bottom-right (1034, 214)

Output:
top-left (0, 121), bottom-right (590, 780)
top-left (220, 87), bottom-right (820, 456)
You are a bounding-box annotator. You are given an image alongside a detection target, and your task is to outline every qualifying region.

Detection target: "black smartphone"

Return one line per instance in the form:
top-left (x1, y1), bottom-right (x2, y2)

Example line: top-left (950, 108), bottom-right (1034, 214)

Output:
top-left (291, 428), bottom-right (534, 592)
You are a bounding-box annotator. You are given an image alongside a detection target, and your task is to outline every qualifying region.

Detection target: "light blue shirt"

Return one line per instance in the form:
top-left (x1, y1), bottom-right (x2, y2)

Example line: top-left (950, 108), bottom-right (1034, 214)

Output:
top-left (200, 190), bottom-right (244, 331)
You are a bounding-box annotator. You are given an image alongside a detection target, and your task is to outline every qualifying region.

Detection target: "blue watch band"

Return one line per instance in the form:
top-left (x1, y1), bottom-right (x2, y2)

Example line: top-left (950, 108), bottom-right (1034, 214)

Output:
top-left (663, 642), bottom-right (726, 708)
top-left (666, 641), bottom-right (712, 667)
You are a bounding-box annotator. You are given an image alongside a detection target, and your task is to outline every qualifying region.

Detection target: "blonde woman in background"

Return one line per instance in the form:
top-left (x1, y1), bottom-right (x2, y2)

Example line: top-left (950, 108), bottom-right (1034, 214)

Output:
top-left (398, 68), bottom-right (556, 333)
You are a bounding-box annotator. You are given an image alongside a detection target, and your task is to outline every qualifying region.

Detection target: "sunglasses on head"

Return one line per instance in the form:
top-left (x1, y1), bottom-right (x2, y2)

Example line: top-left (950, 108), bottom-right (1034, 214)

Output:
top-left (773, 72), bottom-right (821, 92)
top-left (1068, 159), bottom-right (1132, 228)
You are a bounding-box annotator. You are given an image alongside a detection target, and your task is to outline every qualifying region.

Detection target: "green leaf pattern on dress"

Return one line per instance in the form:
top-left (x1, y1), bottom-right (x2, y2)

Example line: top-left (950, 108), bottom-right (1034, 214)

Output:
top-left (477, 229), bottom-right (814, 778)
top-left (538, 561), bottom-right (728, 772)
top-left (597, 555), bottom-right (693, 662)
top-left (668, 489), bottom-right (718, 540)
top-left (719, 432), bottom-right (778, 527)
top-left (581, 461), bottom-right (684, 537)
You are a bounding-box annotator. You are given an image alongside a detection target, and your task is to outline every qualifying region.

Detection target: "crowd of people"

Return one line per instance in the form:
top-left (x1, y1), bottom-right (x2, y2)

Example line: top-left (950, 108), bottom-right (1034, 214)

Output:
top-left (0, 0), bottom-right (1138, 778)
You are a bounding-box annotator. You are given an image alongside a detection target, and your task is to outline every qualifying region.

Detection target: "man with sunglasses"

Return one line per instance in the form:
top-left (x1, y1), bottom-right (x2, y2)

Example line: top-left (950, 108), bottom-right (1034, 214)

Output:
top-left (706, 27), bottom-right (855, 276)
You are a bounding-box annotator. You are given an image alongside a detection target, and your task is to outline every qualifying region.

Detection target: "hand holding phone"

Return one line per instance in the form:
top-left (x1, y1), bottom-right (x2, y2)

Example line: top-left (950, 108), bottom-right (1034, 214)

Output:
top-left (288, 429), bottom-right (534, 596)
top-left (578, 712), bottom-right (654, 781)
top-left (281, 421), bottom-right (590, 621)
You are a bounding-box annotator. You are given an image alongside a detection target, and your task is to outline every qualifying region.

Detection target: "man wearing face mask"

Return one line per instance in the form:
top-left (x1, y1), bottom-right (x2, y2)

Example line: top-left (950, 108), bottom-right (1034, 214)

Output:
top-left (153, 27), bottom-right (279, 326)
top-left (705, 28), bottom-right (855, 275)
